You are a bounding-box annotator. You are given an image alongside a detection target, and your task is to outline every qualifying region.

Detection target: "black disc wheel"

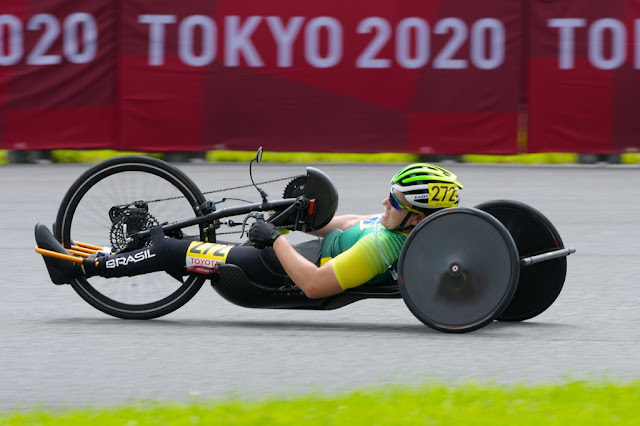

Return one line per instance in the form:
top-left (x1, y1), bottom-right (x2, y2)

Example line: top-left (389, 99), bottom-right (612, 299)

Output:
top-left (54, 156), bottom-right (208, 319)
top-left (398, 208), bottom-right (520, 333)
top-left (475, 200), bottom-right (567, 321)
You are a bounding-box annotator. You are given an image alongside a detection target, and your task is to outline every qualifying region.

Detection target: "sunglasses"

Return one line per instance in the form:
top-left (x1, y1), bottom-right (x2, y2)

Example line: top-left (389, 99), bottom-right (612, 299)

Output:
top-left (389, 191), bottom-right (422, 214)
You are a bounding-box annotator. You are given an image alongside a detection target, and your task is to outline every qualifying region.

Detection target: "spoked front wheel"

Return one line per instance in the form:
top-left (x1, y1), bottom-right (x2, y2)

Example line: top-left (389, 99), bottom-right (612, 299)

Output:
top-left (54, 156), bottom-right (208, 319)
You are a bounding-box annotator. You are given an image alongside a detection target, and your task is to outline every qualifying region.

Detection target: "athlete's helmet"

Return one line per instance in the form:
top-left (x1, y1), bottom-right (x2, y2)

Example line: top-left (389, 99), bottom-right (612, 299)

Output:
top-left (390, 163), bottom-right (463, 212)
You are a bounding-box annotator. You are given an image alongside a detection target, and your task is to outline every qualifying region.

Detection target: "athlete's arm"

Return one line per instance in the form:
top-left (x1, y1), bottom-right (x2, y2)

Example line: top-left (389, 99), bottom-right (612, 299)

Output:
top-left (312, 214), bottom-right (377, 237)
top-left (328, 233), bottom-right (399, 290)
top-left (272, 237), bottom-right (343, 299)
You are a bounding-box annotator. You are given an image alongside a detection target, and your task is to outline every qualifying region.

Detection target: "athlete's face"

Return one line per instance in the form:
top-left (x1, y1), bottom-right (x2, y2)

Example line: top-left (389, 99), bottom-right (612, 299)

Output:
top-left (380, 189), bottom-right (424, 230)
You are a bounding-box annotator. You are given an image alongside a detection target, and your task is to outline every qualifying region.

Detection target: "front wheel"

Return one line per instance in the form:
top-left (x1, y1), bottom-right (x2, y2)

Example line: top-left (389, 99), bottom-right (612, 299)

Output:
top-left (54, 156), bottom-right (208, 319)
top-left (398, 208), bottom-right (520, 333)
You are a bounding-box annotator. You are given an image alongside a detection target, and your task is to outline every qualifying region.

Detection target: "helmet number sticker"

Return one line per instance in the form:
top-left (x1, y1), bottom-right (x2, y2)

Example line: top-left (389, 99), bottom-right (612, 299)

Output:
top-left (428, 183), bottom-right (458, 207)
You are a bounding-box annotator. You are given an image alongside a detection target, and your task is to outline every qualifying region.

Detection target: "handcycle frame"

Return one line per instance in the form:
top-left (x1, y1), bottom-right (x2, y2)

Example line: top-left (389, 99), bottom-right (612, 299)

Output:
top-left (36, 151), bottom-right (575, 333)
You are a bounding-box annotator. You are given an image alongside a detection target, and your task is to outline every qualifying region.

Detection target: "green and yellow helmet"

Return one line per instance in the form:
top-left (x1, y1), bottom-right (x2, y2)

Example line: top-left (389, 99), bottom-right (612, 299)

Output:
top-left (391, 163), bottom-right (463, 212)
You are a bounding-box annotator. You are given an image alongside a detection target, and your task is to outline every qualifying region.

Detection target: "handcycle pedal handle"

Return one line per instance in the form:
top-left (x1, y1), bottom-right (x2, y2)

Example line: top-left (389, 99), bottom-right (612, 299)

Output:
top-left (240, 212), bottom-right (265, 238)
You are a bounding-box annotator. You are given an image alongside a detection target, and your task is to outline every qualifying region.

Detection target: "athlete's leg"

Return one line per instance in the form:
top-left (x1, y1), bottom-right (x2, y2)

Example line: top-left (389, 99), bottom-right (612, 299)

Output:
top-left (98, 240), bottom-right (288, 285)
top-left (223, 240), bottom-right (321, 286)
top-left (225, 246), bottom-right (288, 286)
top-left (36, 223), bottom-right (288, 286)
top-left (96, 239), bottom-right (191, 279)
top-left (36, 223), bottom-right (196, 284)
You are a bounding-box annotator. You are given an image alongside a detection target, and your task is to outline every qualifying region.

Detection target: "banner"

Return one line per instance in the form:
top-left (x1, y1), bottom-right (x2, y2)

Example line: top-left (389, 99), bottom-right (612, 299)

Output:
top-left (119, 0), bottom-right (522, 153)
top-left (0, 0), bottom-right (116, 150)
top-left (527, 0), bottom-right (640, 153)
top-left (1, 0), bottom-right (522, 153)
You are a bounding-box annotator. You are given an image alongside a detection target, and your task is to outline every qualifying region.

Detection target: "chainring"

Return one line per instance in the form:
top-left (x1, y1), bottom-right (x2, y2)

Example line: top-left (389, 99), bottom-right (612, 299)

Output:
top-left (275, 176), bottom-right (306, 227)
top-left (282, 176), bottom-right (307, 198)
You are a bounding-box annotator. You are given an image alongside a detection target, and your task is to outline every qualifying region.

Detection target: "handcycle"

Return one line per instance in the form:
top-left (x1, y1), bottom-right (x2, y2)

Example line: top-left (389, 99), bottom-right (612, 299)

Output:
top-left (35, 148), bottom-right (575, 333)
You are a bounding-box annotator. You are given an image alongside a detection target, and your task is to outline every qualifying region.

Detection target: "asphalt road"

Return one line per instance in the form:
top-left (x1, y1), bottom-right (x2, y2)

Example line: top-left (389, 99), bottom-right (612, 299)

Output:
top-left (1, 161), bottom-right (639, 410)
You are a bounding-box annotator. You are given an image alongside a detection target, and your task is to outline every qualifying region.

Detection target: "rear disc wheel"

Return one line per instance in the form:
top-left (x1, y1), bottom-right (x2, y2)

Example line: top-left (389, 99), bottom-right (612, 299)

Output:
top-left (475, 200), bottom-right (567, 321)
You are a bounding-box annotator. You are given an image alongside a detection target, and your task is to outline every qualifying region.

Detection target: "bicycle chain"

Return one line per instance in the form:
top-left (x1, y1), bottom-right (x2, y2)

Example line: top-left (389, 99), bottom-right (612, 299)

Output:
top-left (151, 174), bottom-right (305, 237)
top-left (138, 175), bottom-right (304, 205)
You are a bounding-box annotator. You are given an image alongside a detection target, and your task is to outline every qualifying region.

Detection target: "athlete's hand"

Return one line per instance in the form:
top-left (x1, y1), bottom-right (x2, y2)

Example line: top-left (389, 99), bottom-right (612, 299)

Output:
top-left (249, 219), bottom-right (282, 248)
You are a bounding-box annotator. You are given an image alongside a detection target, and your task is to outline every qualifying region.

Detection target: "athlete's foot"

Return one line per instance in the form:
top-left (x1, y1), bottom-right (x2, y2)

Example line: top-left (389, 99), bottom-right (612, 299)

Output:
top-left (34, 223), bottom-right (84, 285)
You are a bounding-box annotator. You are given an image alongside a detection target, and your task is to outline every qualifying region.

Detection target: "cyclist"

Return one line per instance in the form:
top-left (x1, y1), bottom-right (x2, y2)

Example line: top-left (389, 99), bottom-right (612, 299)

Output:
top-left (35, 163), bottom-right (463, 298)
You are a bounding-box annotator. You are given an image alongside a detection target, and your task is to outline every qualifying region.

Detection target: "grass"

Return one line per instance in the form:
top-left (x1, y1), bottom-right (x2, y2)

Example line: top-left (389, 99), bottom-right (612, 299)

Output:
top-left (205, 150), bottom-right (419, 163)
top-left (465, 153), bottom-right (640, 164)
top-left (2, 149), bottom-right (640, 164)
top-left (2, 381), bottom-right (639, 425)
top-left (463, 153), bottom-right (579, 164)
top-left (51, 150), bottom-right (163, 163)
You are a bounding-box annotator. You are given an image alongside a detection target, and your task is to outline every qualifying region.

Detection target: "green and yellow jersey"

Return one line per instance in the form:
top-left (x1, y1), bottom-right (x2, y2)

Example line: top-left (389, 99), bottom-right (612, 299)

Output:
top-left (320, 216), bottom-right (407, 290)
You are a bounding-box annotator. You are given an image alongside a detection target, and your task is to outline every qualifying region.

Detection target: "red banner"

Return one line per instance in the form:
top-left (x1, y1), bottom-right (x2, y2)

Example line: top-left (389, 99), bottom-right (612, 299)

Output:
top-left (527, 0), bottom-right (640, 153)
top-left (0, 0), bottom-right (116, 150)
top-left (118, 0), bottom-right (523, 153)
top-left (0, 0), bottom-right (523, 153)
top-left (8, 1), bottom-right (640, 154)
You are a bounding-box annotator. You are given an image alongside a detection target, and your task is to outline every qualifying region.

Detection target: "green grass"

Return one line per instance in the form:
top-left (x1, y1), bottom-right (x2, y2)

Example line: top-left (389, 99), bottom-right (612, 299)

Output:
top-left (464, 153), bottom-right (640, 164)
top-left (3, 381), bottom-right (639, 425)
top-left (50, 150), bottom-right (163, 163)
top-left (51, 149), bottom-right (419, 164)
top-left (621, 153), bottom-right (640, 164)
top-left (462, 153), bottom-right (578, 164)
top-left (205, 150), bottom-right (419, 163)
